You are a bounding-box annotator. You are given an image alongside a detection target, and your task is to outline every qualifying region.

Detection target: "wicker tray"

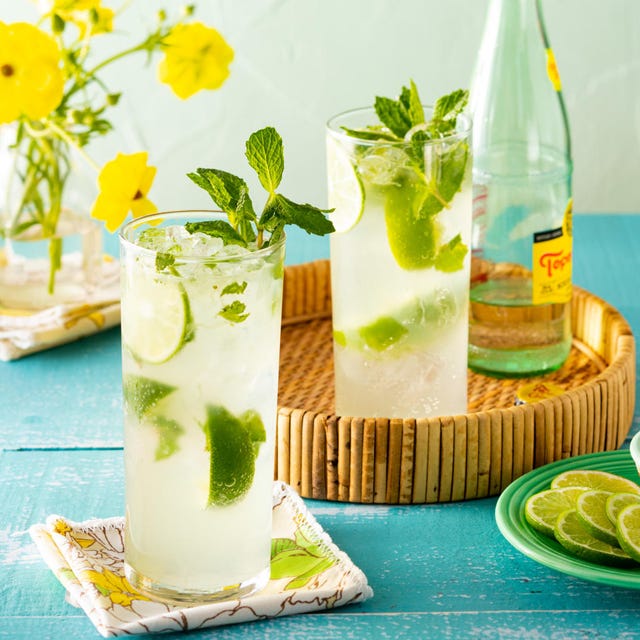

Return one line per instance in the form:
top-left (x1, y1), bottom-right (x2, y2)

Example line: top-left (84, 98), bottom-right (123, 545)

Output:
top-left (275, 260), bottom-right (636, 504)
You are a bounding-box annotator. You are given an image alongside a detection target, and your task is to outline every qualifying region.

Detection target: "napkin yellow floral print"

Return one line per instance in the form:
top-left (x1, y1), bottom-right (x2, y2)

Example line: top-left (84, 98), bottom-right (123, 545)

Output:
top-left (28, 482), bottom-right (373, 637)
top-left (91, 153), bottom-right (157, 232)
top-left (0, 22), bottom-right (64, 123)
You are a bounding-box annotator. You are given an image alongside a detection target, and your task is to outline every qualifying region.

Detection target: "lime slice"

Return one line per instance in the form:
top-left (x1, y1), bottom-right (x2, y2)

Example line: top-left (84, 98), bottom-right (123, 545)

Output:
top-left (550, 470), bottom-right (640, 494)
top-left (575, 490), bottom-right (618, 546)
top-left (554, 509), bottom-right (633, 567)
top-left (524, 487), bottom-right (585, 538)
top-left (326, 136), bottom-right (364, 232)
top-left (616, 504), bottom-right (640, 563)
top-left (606, 492), bottom-right (640, 526)
top-left (203, 405), bottom-right (266, 507)
top-left (122, 271), bottom-right (194, 364)
top-left (123, 374), bottom-right (175, 418)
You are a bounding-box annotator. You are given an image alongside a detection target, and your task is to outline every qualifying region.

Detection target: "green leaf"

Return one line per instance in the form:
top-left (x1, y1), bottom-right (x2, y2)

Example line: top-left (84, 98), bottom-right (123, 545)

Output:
top-left (155, 252), bottom-right (175, 271)
top-left (340, 126), bottom-right (399, 142)
top-left (219, 300), bottom-right (249, 323)
top-left (152, 415), bottom-right (184, 461)
top-left (221, 281), bottom-right (247, 296)
top-left (433, 88), bottom-right (469, 123)
top-left (271, 537), bottom-right (298, 558)
top-left (264, 194), bottom-right (335, 237)
top-left (245, 126), bottom-right (284, 194)
top-left (374, 96), bottom-right (411, 138)
top-left (435, 234), bottom-right (468, 273)
top-left (185, 220), bottom-right (247, 247)
top-left (401, 80), bottom-right (425, 127)
top-left (188, 169), bottom-right (257, 242)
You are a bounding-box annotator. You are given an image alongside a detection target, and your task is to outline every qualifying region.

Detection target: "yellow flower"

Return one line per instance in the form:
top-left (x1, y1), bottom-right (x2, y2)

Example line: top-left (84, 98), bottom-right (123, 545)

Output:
top-left (83, 568), bottom-right (150, 608)
top-left (88, 6), bottom-right (114, 35)
top-left (91, 152), bottom-right (157, 232)
top-left (0, 21), bottom-right (64, 124)
top-left (158, 22), bottom-right (234, 99)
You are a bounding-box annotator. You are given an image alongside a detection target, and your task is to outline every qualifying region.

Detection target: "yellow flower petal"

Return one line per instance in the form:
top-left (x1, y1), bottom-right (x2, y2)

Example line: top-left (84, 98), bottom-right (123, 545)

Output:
top-left (91, 152), bottom-right (158, 232)
top-left (158, 22), bottom-right (234, 99)
top-left (0, 22), bottom-right (64, 123)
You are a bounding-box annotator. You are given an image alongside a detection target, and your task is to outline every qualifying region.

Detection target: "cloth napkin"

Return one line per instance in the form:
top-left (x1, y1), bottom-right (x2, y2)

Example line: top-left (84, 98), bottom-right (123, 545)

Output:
top-left (0, 253), bottom-right (120, 361)
top-left (29, 482), bottom-right (373, 637)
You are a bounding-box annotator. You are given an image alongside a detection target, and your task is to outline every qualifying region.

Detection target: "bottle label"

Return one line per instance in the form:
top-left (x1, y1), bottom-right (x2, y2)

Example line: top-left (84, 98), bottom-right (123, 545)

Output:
top-left (546, 48), bottom-right (562, 92)
top-left (532, 198), bottom-right (573, 304)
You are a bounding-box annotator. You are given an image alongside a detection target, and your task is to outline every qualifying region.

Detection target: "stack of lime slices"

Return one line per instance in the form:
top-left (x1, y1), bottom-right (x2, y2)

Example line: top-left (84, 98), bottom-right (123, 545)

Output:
top-left (524, 469), bottom-right (640, 566)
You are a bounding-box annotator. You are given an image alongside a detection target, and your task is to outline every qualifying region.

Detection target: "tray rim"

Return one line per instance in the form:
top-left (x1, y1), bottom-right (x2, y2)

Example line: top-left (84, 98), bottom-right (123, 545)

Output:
top-left (275, 259), bottom-right (636, 504)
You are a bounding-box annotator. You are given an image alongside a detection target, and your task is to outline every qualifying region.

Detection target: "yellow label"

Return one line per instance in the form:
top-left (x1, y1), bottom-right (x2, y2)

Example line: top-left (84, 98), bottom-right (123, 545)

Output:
top-left (532, 200), bottom-right (573, 304)
top-left (546, 48), bottom-right (562, 91)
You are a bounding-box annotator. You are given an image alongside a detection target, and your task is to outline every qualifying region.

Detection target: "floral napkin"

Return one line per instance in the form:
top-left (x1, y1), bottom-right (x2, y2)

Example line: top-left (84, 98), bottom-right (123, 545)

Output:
top-left (0, 253), bottom-right (120, 361)
top-left (29, 482), bottom-right (373, 637)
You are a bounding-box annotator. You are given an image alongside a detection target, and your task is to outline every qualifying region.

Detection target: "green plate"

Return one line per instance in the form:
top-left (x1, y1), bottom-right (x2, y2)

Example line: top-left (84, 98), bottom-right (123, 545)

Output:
top-left (495, 449), bottom-right (640, 589)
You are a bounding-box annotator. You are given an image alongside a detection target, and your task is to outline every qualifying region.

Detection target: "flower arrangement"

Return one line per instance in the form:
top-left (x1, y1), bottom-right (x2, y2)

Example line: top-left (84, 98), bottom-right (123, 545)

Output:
top-left (0, 1), bottom-right (233, 293)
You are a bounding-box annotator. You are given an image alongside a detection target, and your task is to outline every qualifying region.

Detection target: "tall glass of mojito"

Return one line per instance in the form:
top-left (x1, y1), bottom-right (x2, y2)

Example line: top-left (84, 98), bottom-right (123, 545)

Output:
top-left (327, 85), bottom-right (472, 418)
top-left (120, 211), bottom-right (285, 602)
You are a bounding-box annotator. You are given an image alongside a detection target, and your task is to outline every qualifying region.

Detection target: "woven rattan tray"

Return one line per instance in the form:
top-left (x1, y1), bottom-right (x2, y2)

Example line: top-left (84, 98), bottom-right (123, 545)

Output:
top-left (275, 260), bottom-right (636, 504)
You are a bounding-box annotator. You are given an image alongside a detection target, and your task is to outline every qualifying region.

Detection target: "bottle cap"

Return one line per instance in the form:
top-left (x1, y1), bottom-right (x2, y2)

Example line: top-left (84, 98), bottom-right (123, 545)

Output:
top-left (515, 381), bottom-right (565, 405)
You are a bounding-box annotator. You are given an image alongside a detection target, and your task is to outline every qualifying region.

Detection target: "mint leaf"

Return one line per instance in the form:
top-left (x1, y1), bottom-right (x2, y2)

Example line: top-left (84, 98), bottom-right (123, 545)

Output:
top-left (245, 127), bottom-right (284, 194)
top-left (433, 88), bottom-right (469, 124)
top-left (188, 127), bottom-right (334, 251)
top-left (155, 252), bottom-right (175, 271)
top-left (435, 234), bottom-right (468, 273)
top-left (219, 300), bottom-right (249, 323)
top-left (188, 169), bottom-right (257, 243)
top-left (185, 220), bottom-right (247, 247)
top-left (221, 281), bottom-right (247, 295)
top-left (400, 80), bottom-right (425, 127)
top-left (374, 96), bottom-right (411, 138)
top-left (265, 194), bottom-right (335, 237)
top-left (340, 126), bottom-right (399, 142)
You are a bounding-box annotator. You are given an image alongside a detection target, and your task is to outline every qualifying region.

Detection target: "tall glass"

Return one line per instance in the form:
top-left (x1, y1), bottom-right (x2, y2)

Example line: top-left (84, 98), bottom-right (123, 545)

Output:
top-left (327, 108), bottom-right (472, 418)
top-left (119, 211), bottom-right (285, 602)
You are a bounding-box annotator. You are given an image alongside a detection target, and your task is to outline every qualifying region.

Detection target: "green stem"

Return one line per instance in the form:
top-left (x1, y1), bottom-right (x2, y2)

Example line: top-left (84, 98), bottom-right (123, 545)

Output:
top-left (46, 121), bottom-right (100, 172)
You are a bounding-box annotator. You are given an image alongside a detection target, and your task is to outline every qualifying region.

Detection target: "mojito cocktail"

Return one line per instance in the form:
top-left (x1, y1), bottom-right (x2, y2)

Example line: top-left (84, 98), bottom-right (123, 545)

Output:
top-left (327, 86), bottom-right (472, 418)
top-left (120, 211), bottom-right (285, 602)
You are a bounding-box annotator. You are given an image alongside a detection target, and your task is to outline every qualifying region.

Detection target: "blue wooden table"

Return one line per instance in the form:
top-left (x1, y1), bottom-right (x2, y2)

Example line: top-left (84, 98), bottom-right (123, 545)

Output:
top-left (2, 215), bottom-right (640, 639)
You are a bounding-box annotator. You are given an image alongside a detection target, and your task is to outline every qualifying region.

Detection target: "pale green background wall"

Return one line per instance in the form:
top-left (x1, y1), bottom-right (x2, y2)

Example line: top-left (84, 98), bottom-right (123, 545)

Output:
top-left (4, 0), bottom-right (640, 214)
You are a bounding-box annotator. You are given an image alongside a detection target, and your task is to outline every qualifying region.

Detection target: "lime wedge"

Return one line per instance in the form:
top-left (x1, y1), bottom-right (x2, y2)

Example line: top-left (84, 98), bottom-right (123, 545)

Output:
top-left (524, 487), bottom-right (585, 538)
top-left (550, 470), bottom-right (640, 494)
top-left (554, 509), bottom-right (633, 567)
top-left (123, 375), bottom-right (175, 418)
top-left (384, 180), bottom-right (441, 270)
top-left (606, 492), bottom-right (640, 526)
top-left (203, 405), bottom-right (266, 507)
top-left (335, 290), bottom-right (458, 354)
top-left (122, 271), bottom-right (194, 364)
top-left (616, 504), bottom-right (640, 563)
top-left (575, 490), bottom-right (618, 546)
top-left (326, 136), bottom-right (364, 233)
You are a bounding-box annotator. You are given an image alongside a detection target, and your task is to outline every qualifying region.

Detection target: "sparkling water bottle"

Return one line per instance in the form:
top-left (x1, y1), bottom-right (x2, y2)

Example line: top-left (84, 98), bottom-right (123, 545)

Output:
top-left (469, 0), bottom-right (573, 377)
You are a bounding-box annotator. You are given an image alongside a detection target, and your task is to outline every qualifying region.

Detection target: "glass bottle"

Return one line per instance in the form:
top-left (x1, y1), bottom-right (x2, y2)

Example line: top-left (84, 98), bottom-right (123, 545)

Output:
top-left (468, 0), bottom-right (573, 377)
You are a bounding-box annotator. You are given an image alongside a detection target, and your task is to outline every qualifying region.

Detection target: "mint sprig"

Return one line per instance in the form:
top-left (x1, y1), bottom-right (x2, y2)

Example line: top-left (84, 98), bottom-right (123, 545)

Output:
top-left (342, 81), bottom-right (470, 272)
top-left (188, 127), bottom-right (334, 248)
